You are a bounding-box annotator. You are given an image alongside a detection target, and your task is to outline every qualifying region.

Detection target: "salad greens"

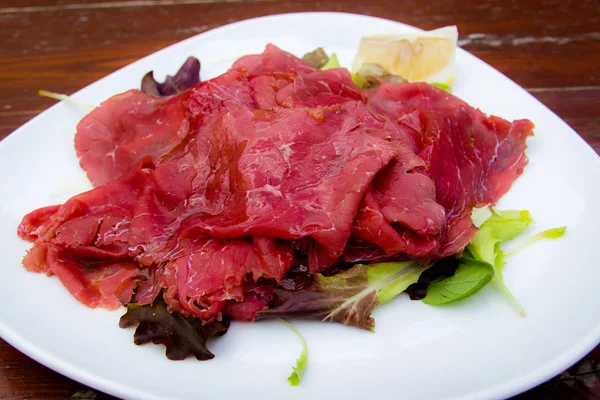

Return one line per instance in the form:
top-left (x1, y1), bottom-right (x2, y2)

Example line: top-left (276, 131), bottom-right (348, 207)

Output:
top-left (141, 56), bottom-right (201, 96)
top-left (503, 226), bottom-right (567, 258)
top-left (119, 296), bottom-right (230, 360)
top-left (468, 209), bottom-right (534, 315)
top-left (280, 319), bottom-right (308, 386)
top-left (38, 90), bottom-right (96, 111)
top-left (367, 261), bottom-right (430, 305)
top-left (302, 48), bottom-right (340, 70)
top-left (261, 209), bottom-right (564, 319)
top-left (351, 72), bottom-right (365, 89)
top-left (320, 52), bottom-right (340, 70)
top-left (432, 82), bottom-right (452, 93)
top-left (423, 209), bottom-right (566, 314)
top-left (469, 210), bottom-right (533, 264)
top-left (422, 259), bottom-right (493, 305)
top-left (258, 260), bottom-right (429, 331)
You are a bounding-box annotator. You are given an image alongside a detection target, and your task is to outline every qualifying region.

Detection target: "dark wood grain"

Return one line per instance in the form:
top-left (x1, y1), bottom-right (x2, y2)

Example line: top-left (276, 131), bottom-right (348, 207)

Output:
top-left (0, 0), bottom-right (598, 399)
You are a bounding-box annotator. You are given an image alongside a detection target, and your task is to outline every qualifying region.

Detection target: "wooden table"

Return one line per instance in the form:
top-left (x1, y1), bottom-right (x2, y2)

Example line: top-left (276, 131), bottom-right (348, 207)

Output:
top-left (1, 0), bottom-right (598, 398)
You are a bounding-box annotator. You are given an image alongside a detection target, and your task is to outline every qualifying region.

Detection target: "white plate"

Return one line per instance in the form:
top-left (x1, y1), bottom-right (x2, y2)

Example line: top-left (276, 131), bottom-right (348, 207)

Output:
top-left (1, 12), bottom-right (599, 400)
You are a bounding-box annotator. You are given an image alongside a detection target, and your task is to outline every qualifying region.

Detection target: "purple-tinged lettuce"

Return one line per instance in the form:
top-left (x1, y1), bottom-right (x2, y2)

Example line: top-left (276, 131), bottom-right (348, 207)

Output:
top-left (141, 56), bottom-right (201, 96)
top-left (119, 296), bottom-right (229, 360)
top-left (257, 261), bottom-right (429, 331)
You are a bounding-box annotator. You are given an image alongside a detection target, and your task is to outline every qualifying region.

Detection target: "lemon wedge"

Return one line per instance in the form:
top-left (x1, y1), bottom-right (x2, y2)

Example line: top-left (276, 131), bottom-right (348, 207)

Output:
top-left (352, 26), bottom-right (458, 85)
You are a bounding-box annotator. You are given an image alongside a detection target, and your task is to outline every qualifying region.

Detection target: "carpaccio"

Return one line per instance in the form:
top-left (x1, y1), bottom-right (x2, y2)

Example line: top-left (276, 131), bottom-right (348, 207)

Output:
top-left (18, 44), bottom-right (533, 327)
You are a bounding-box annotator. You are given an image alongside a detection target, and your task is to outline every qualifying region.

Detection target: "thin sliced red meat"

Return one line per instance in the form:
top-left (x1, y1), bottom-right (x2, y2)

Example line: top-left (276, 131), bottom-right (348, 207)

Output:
top-left (18, 168), bottom-right (155, 308)
top-left (352, 188), bottom-right (440, 257)
top-left (76, 69), bottom-right (262, 187)
top-left (185, 69), bottom-right (258, 117)
top-left (18, 205), bottom-right (61, 242)
top-left (18, 166), bottom-right (146, 248)
top-left (22, 244), bottom-right (50, 274)
top-left (222, 282), bottom-right (274, 321)
top-left (75, 91), bottom-right (190, 186)
top-left (276, 68), bottom-right (363, 108)
top-left (162, 236), bottom-right (291, 321)
top-left (23, 243), bottom-right (147, 309)
top-left (252, 236), bottom-right (294, 280)
top-left (146, 105), bottom-right (397, 268)
top-left (436, 212), bottom-right (479, 258)
top-left (249, 74), bottom-right (294, 109)
top-left (370, 161), bottom-right (446, 236)
top-left (18, 46), bottom-right (534, 324)
top-left (341, 241), bottom-right (411, 264)
top-left (369, 82), bottom-right (533, 213)
top-left (366, 82), bottom-right (534, 255)
top-left (46, 247), bottom-right (140, 309)
top-left (231, 44), bottom-right (316, 76)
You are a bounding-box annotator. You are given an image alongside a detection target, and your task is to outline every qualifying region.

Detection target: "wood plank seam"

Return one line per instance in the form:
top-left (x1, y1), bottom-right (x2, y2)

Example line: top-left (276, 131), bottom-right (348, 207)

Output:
top-left (526, 86), bottom-right (600, 92)
top-left (459, 32), bottom-right (600, 47)
top-left (0, 0), bottom-right (277, 14)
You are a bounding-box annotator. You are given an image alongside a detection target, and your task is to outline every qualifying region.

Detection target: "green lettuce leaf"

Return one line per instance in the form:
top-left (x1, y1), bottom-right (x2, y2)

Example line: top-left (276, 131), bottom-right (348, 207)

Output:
top-left (406, 258), bottom-right (460, 300)
top-left (468, 209), bottom-right (533, 265)
top-left (279, 319), bottom-right (308, 386)
top-left (423, 210), bottom-right (566, 312)
top-left (38, 90), bottom-right (96, 111)
top-left (422, 258), bottom-right (493, 305)
top-left (432, 82), bottom-right (452, 93)
top-left (503, 226), bottom-right (567, 258)
top-left (351, 72), bottom-right (365, 88)
top-left (320, 53), bottom-right (340, 70)
top-left (257, 261), bottom-right (429, 331)
top-left (367, 261), bottom-right (430, 304)
top-left (467, 209), bottom-right (533, 315)
top-left (119, 296), bottom-right (230, 360)
top-left (421, 210), bottom-right (532, 307)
